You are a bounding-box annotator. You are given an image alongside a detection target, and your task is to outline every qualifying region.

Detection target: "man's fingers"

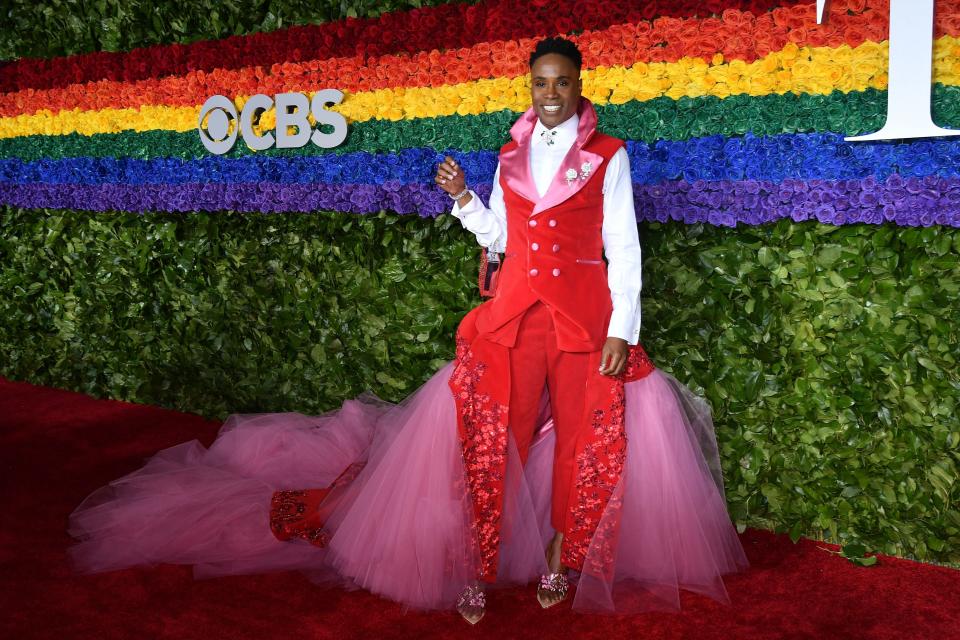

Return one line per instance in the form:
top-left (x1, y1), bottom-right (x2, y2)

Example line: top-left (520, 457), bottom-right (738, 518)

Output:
top-left (612, 353), bottom-right (625, 375)
top-left (438, 158), bottom-right (459, 176)
top-left (605, 354), bottom-right (617, 376)
top-left (436, 156), bottom-right (465, 193)
top-left (599, 351), bottom-right (610, 374)
top-left (435, 166), bottom-right (458, 183)
top-left (599, 350), bottom-right (627, 376)
top-left (606, 353), bottom-right (619, 376)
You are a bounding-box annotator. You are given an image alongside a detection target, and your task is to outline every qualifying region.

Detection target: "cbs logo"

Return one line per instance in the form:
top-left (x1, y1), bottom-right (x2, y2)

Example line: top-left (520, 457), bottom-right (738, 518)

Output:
top-left (198, 89), bottom-right (348, 154)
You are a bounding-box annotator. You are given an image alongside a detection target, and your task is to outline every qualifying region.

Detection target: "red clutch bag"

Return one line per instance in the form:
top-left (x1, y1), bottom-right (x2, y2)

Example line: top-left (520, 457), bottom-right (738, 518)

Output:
top-left (478, 248), bottom-right (502, 298)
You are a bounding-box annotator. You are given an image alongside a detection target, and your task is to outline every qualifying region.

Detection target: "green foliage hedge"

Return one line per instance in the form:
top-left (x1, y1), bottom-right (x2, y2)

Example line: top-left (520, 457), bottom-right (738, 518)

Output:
top-left (1, 205), bottom-right (958, 566)
top-left (0, 0), bottom-right (467, 61)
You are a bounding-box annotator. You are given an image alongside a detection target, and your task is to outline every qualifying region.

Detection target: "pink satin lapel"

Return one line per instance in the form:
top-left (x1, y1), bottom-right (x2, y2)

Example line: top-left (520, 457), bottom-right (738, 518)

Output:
top-left (532, 146), bottom-right (604, 215)
top-left (532, 97), bottom-right (603, 216)
top-left (500, 107), bottom-right (539, 204)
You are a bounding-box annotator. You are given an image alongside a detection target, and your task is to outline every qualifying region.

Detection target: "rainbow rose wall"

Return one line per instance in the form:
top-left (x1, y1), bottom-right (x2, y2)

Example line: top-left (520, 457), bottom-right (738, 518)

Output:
top-left (1, 0), bottom-right (958, 571)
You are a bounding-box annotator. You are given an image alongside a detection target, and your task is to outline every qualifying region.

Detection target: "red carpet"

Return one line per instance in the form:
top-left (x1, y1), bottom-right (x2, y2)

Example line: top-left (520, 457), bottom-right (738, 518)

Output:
top-left (1, 376), bottom-right (958, 640)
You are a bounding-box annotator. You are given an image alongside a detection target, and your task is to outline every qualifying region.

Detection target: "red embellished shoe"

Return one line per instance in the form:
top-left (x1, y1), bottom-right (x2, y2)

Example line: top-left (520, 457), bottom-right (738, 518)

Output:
top-left (536, 571), bottom-right (569, 609)
top-left (456, 584), bottom-right (486, 625)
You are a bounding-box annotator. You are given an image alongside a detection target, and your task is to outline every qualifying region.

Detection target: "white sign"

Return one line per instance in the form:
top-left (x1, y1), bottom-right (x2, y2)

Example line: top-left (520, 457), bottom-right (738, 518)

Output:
top-left (198, 90), bottom-right (348, 154)
top-left (818, 0), bottom-right (960, 141)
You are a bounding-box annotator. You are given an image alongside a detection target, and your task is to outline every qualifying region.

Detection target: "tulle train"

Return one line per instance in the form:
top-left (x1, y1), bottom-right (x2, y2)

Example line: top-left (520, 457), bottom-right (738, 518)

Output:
top-left (68, 362), bottom-right (749, 613)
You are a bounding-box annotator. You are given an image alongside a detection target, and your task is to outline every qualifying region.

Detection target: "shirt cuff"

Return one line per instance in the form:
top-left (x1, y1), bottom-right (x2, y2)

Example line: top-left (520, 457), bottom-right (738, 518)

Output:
top-left (607, 305), bottom-right (641, 345)
top-left (450, 189), bottom-right (483, 219)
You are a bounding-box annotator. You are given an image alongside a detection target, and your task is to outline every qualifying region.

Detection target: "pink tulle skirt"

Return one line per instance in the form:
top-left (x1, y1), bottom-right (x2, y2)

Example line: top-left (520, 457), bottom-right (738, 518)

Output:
top-left (68, 362), bottom-right (749, 613)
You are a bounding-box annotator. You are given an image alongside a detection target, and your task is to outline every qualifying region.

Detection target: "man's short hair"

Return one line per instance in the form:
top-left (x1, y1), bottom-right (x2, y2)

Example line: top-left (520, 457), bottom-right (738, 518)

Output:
top-left (529, 36), bottom-right (583, 71)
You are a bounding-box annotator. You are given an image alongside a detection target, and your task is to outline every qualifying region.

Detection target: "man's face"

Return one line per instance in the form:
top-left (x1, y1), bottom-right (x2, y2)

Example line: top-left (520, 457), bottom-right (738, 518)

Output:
top-left (530, 53), bottom-right (582, 129)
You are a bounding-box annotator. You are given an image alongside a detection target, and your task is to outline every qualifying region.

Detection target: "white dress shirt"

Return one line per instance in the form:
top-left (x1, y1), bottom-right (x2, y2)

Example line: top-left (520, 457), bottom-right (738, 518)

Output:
top-left (451, 112), bottom-right (643, 344)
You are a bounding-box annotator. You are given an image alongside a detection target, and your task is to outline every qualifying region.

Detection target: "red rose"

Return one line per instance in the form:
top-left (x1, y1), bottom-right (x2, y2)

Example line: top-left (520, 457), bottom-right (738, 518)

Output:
top-left (554, 17), bottom-right (575, 34)
top-left (846, 0), bottom-right (868, 13)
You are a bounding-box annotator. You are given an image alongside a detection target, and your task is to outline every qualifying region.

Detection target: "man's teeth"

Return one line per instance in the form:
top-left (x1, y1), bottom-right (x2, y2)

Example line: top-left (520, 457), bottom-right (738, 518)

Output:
top-left (543, 105), bottom-right (561, 112)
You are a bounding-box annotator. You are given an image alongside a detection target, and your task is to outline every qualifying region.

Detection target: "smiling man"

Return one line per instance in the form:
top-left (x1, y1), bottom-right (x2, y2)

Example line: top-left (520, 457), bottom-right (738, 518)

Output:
top-left (435, 36), bottom-right (644, 622)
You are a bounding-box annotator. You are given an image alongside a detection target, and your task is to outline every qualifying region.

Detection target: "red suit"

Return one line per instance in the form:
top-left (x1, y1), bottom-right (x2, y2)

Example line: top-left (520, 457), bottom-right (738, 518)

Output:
top-left (449, 98), bottom-right (654, 582)
top-left (474, 127), bottom-right (622, 352)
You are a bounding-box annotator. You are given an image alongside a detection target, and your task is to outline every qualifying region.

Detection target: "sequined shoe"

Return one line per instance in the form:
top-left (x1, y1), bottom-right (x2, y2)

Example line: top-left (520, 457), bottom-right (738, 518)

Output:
top-left (456, 584), bottom-right (486, 625)
top-left (536, 571), bottom-right (570, 609)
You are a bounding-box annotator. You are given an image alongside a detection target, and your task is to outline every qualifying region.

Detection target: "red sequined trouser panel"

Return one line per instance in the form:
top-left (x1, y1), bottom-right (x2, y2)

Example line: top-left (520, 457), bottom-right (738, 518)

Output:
top-left (268, 461), bottom-right (366, 547)
top-left (270, 489), bottom-right (332, 547)
top-left (449, 326), bottom-right (510, 582)
top-left (563, 345), bottom-right (654, 576)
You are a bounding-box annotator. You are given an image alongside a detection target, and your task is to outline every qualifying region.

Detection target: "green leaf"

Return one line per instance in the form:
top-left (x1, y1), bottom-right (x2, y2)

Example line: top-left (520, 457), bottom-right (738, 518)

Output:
top-left (789, 520), bottom-right (804, 543)
top-left (757, 247), bottom-right (776, 268)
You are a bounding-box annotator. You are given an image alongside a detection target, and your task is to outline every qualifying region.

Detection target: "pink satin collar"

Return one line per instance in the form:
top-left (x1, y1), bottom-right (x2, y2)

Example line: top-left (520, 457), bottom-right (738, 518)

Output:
top-left (500, 96), bottom-right (605, 215)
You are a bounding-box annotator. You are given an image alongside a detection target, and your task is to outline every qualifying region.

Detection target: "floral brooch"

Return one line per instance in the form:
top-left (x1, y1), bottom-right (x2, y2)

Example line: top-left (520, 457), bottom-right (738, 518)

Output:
top-left (565, 161), bottom-right (593, 185)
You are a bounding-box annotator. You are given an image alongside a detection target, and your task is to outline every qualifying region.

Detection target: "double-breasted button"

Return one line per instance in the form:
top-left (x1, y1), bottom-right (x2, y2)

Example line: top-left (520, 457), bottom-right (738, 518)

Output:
top-left (548, 219), bottom-right (557, 227)
top-left (529, 219), bottom-right (537, 227)
top-left (529, 268), bottom-right (539, 276)
top-left (552, 268), bottom-right (561, 277)
top-left (552, 243), bottom-right (560, 252)
top-left (531, 242), bottom-right (540, 251)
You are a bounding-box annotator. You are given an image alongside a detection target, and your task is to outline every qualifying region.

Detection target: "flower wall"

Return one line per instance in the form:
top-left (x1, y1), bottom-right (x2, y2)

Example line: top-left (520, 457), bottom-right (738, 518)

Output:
top-left (3, 0), bottom-right (960, 227)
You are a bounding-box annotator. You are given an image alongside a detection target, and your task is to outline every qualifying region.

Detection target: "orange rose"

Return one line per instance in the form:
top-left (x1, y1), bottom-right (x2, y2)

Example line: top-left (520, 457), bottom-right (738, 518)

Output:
top-left (788, 3), bottom-right (815, 21)
top-left (595, 52), bottom-right (615, 68)
top-left (451, 65), bottom-right (469, 85)
top-left (475, 60), bottom-right (493, 78)
top-left (505, 51), bottom-right (525, 67)
top-left (787, 27), bottom-right (809, 44)
top-left (719, 9), bottom-right (741, 27)
top-left (771, 7), bottom-right (792, 29)
top-left (842, 25), bottom-right (871, 46)
top-left (700, 17), bottom-right (722, 35)
top-left (635, 21), bottom-right (652, 38)
top-left (805, 30), bottom-right (830, 48)
top-left (679, 21), bottom-right (700, 40)
top-left (587, 39), bottom-right (605, 58)
top-left (414, 70), bottom-right (432, 87)
top-left (655, 16), bottom-right (683, 37)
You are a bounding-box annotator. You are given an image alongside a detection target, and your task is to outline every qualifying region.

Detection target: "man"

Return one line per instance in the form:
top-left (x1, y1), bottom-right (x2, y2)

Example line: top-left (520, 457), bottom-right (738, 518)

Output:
top-left (64, 40), bottom-right (743, 625)
top-left (435, 36), bottom-right (643, 623)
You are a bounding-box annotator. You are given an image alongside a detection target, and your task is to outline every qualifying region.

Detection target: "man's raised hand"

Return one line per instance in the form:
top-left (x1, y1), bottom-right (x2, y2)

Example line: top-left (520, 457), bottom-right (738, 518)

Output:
top-left (435, 155), bottom-right (467, 198)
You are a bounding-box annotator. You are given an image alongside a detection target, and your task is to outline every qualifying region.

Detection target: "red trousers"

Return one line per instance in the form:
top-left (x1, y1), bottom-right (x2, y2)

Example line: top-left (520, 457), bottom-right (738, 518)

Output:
top-left (507, 300), bottom-right (597, 534)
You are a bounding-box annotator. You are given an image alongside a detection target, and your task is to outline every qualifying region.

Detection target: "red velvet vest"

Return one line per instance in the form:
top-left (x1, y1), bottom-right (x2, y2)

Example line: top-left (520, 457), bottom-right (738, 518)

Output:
top-left (474, 132), bottom-right (626, 352)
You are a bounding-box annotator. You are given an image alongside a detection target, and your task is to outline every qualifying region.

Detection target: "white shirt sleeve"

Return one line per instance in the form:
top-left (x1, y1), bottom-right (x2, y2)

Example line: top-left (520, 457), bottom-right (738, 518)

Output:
top-left (601, 146), bottom-right (643, 345)
top-left (449, 162), bottom-right (507, 253)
